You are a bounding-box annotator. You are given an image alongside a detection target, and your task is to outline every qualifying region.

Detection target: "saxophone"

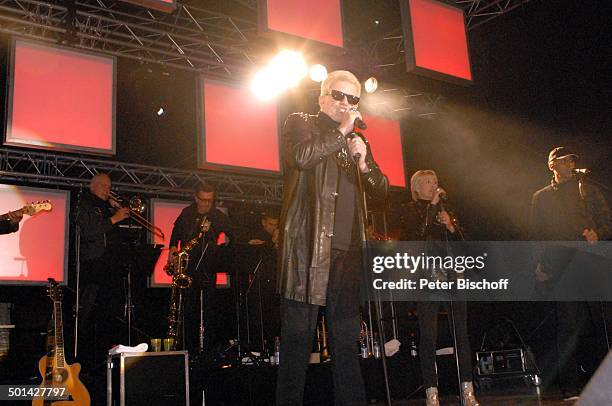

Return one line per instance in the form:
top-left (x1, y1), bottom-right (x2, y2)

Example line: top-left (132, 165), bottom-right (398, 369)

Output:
top-left (166, 216), bottom-right (211, 349)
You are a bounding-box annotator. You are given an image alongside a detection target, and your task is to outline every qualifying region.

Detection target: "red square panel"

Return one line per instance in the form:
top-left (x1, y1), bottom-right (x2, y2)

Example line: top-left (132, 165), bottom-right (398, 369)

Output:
top-left (5, 40), bottom-right (115, 154)
top-left (0, 185), bottom-right (69, 285)
top-left (362, 115), bottom-right (406, 188)
top-left (199, 79), bottom-right (280, 173)
top-left (262, 0), bottom-right (343, 47)
top-left (150, 199), bottom-right (190, 286)
top-left (401, 0), bottom-right (472, 83)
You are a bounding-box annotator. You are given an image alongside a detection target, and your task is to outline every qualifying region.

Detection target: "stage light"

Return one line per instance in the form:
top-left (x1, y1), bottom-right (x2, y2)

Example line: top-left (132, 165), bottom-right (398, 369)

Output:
top-left (309, 64), bottom-right (328, 82)
top-left (269, 50), bottom-right (308, 88)
top-left (251, 50), bottom-right (308, 100)
top-left (364, 77), bottom-right (378, 93)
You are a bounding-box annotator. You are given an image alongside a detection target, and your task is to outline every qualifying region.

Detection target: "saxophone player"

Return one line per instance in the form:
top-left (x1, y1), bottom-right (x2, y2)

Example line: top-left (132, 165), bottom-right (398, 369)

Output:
top-left (167, 182), bottom-right (234, 352)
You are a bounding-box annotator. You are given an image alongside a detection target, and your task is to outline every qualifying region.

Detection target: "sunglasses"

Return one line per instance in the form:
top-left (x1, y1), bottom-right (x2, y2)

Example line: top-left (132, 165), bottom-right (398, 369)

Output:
top-left (328, 89), bottom-right (360, 105)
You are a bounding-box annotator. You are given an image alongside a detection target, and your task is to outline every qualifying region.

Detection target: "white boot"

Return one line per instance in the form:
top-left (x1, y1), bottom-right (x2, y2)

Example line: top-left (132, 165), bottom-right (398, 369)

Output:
top-left (425, 386), bottom-right (440, 406)
top-left (461, 381), bottom-right (480, 406)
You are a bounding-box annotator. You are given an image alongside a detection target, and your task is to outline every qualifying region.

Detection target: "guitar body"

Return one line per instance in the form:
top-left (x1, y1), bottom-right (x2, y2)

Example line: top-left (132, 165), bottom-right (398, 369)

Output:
top-left (33, 356), bottom-right (90, 406)
top-left (33, 279), bottom-right (90, 406)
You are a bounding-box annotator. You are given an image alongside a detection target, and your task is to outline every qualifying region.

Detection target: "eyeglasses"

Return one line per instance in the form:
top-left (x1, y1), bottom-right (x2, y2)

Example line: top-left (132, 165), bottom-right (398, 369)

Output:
top-left (328, 89), bottom-right (360, 105)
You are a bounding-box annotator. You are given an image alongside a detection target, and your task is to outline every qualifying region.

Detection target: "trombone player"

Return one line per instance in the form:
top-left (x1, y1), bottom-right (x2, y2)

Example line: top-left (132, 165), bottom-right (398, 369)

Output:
top-left (75, 173), bottom-right (129, 387)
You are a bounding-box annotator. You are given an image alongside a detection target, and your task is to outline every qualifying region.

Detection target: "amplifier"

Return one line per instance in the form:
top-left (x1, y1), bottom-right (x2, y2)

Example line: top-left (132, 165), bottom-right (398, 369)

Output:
top-left (107, 351), bottom-right (189, 406)
top-left (476, 348), bottom-right (526, 376)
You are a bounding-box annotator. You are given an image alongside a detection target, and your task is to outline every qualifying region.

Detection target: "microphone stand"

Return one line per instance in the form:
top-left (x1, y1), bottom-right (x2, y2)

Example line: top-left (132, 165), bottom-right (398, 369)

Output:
top-left (439, 199), bottom-right (465, 406)
top-left (73, 187), bottom-right (83, 359)
top-left (350, 132), bottom-right (392, 406)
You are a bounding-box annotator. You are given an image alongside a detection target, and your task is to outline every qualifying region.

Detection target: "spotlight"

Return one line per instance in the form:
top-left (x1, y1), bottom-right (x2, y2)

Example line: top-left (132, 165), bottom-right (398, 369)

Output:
top-left (157, 107), bottom-right (165, 116)
top-left (269, 50), bottom-right (308, 88)
top-left (364, 77), bottom-right (378, 94)
top-left (251, 50), bottom-right (308, 100)
top-left (309, 64), bottom-right (328, 82)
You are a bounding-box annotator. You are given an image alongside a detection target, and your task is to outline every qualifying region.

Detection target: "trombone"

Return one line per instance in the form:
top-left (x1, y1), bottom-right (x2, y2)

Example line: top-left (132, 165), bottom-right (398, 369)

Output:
top-left (109, 191), bottom-right (165, 240)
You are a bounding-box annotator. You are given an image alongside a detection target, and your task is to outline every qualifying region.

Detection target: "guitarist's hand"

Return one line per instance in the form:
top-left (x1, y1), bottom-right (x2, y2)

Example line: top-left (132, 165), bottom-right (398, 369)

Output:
top-left (7, 211), bottom-right (23, 224)
top-left (534, 263), bottom-right (551, 282)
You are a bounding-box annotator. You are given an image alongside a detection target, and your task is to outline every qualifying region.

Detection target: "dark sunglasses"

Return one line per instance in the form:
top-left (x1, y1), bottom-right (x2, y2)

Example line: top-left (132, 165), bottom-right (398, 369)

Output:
top-left (328, 89), bottom-right (360, 105)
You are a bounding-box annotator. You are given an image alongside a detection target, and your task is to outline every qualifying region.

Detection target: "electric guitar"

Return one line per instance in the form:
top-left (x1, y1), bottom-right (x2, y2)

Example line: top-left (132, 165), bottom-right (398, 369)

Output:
top-left (33, 279), bottom-right (90, 406)
top-left (0, 201), bottom-right (52, 221)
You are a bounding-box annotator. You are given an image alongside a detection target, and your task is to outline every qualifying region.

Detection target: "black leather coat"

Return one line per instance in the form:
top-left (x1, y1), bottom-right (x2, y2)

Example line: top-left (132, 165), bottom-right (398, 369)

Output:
top-left (278, 112), bottom-right (389, 305)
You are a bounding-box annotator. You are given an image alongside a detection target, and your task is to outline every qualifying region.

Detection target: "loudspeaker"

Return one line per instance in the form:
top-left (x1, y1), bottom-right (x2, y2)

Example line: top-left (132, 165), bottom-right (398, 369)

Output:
top-left (577, 350), bottom-right (612, 405)
top-left (107, 351), bottom-right (189, 406)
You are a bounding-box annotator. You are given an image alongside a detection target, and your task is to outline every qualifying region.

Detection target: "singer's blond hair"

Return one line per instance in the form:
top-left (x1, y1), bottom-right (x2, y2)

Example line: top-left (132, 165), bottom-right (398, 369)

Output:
top-left (410, 170), bottom-right (437, 201)
top-left (320, 70), bottom-right (361, 97)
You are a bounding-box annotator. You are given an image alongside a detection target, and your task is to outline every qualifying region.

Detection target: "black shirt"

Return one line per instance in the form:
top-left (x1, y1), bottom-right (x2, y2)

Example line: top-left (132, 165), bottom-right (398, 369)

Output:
top-left (76, 190), bottom-right (114, 261)
top-left (169, 204), bottom-right (234, 286)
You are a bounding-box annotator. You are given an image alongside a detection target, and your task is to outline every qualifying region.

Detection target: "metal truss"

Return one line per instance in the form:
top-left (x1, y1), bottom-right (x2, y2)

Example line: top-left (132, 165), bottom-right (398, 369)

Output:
top-left (0, 0), bottom-right (260, 79)
top-left (0, 147), bottom-right (284, 204)
top-left (456, 0), bottom-right (532, 30)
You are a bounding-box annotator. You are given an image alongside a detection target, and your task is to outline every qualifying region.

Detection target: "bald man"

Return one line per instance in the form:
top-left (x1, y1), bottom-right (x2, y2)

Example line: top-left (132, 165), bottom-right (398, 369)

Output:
top-left (78, 173), bottom-right (129, 260)
top-left (75, 173), bottom-right (129, 380)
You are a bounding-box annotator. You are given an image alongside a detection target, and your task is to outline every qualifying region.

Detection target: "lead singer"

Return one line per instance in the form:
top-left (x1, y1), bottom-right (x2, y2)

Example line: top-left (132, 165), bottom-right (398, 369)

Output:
top-left (276, 70), bottom-right (389, 405)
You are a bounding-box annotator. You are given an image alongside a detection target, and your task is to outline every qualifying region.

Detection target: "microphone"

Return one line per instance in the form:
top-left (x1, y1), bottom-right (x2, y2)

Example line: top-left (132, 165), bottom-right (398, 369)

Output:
top-left (437, 188), bottom-right (447, 202)
top-left (354, 118), bottom-right (367, 130)
top-left (349, 107), bottom-right (367, 130)
top-left (348, 133), bottom-right (362, 160)
top-left (572, 168), bottom-right (590, 175)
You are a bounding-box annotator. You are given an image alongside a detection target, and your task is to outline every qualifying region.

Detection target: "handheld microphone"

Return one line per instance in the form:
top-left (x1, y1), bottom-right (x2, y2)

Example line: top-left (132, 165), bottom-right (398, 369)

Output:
top-left (348, 133), bottom-right (362, 160)
top-left (572, 168), bottom-right (590, 175)
top-left (355, 118), bottom-right (367, 130)
top-left (437, 188), bottom-right (448, 202)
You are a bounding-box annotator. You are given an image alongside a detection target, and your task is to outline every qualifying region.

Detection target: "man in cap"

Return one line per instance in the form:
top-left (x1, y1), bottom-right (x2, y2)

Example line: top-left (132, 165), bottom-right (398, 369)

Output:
top-left (529, 147), bottom-right (612, 400)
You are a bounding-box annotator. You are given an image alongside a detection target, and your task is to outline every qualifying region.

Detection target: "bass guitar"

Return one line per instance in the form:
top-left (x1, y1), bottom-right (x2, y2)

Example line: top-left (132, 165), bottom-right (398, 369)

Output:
top-left (33, 279), bottom-right (90, 406)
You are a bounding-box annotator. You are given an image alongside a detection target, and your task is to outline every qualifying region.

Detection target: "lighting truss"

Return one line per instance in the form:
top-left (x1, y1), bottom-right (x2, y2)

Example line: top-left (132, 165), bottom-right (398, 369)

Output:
top-left (456, 0), bottom-right (532, 30)
top-left (0, 147), bottom-right (284, 203)
top-left (0, 0), bottom-right (260, 79)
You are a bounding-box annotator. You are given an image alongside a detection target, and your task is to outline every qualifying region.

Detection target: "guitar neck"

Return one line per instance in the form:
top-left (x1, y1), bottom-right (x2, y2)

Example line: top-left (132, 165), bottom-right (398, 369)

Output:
top-left (0, 208), bottom-right (23, 222)
top-left (53, 300), bottom-right (65, 368)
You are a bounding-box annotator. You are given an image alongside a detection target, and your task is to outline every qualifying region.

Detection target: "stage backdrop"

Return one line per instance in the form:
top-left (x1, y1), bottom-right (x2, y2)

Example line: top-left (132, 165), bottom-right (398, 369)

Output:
top-left (4, 39), bottom-right (116, 154)
top-left (362, 115), bottom-right (406, 188)
top-left (150, 199), bottom-right (190, 286)
top-left (0, 185), bottom-right (69, 284)
top-left (197, 78), bottom-right (280, 174)
top-left (400, 0), bottom-right (472, 84)
top-left (259, 0), bottom-right (344, 47)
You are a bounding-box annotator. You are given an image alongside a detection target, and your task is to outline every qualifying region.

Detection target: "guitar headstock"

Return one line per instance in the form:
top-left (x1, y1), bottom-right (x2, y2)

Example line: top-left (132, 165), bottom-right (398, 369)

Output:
top-left (47, 278), bottom-right (62, 302)
top-left (23, 200), bottom-right (53, 216)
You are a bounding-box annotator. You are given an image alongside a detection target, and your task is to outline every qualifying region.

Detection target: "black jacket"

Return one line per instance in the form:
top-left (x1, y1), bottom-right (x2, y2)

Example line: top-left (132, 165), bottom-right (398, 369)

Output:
top-left (76, 190), bottom-right (115, 261)
top-left (169, 204), bottom-right (234, 286)
top-left (530, 178), bottom-right (612, 241)
top-left (278, 112), bottom-right (389, 305)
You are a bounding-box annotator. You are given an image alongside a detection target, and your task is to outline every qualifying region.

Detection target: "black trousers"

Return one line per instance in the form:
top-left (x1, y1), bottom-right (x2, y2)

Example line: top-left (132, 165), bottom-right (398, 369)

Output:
top-left (276, 249), bottom-right (366, 406)
top-left (418, 300), bottom-right (473, 388)
top-left (555, 301), bottom-right (608, 393)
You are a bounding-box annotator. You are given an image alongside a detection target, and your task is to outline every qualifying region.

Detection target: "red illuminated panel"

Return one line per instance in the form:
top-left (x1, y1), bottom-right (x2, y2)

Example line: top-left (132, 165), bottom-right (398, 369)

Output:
top-left (261, 0), bottom-right (343, 47)
top-left (362, 115), bottom-right (406, 188)
top-left (401, 0), bottom-right (472, 83)
top-left (150, 199), bottom-right (190, 286)
top-left (5, 39), bottom-right (115, 154)
top-left (0, 185), bottom-right (69, 284)
top-left (199, 79), bottom-right (280, 173)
